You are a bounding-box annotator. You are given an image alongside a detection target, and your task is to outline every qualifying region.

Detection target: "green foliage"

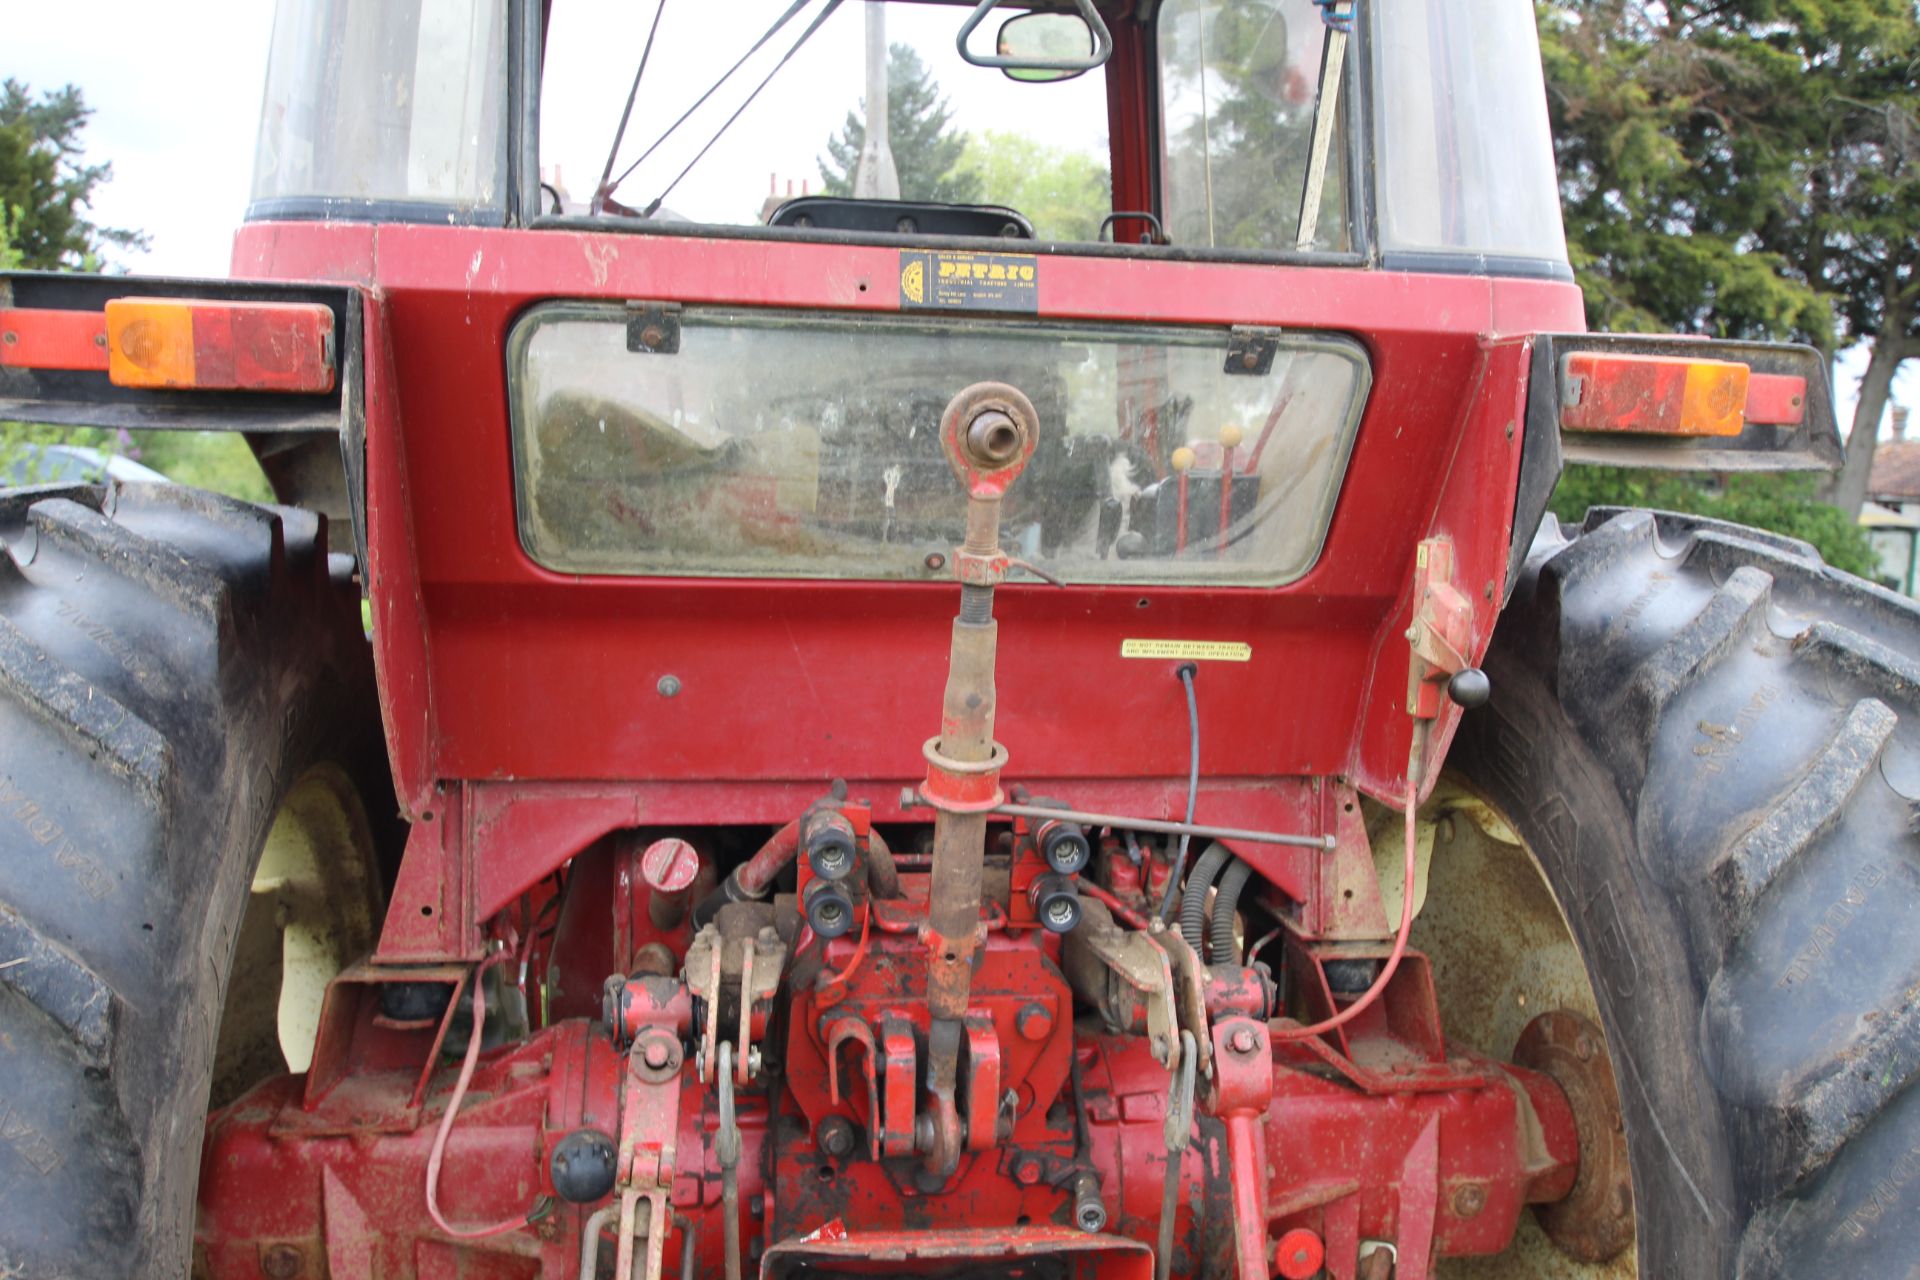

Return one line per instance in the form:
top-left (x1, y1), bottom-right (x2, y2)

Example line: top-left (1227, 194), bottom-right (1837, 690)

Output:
top-left (819, 45), bottom-right (982, 204)
top-left (1551, 467), bottom-right (1879, 578)
top-left (0, 421), bottom-right (118, 484)
top-left (0, 80), bottom-right (146, 270)
top-left (955, 131), bottom-right (1109, 242)
top-left (0, 422), bottom-right (273, 501)
top-left (126, 432), bottom-right (273, 502)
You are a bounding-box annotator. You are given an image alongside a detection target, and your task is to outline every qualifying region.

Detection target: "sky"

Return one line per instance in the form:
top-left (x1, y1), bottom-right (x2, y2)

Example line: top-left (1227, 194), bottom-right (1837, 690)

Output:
top-left (3, 0), bottom-right (1905, 439)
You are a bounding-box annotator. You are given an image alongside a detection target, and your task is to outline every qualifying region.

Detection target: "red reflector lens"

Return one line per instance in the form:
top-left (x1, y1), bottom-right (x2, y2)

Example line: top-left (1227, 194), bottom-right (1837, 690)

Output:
top-left (104, 299), bottom-right (335, 394)
top-left (1560, 352), bottom-right (1750, 438)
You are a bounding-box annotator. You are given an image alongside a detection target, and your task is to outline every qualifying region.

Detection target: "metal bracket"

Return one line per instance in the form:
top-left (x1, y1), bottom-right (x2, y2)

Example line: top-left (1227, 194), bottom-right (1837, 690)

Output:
top-left (879, 1017), bottom-right (920, 1158)
top-left (613, 1006), bottom-right (685, 1280)
top-left (1226, 327), bottom-right (1281, 377)
top-left (825, 1014), bottom-right (883, 1160)
top-left (962, 1014), bottom-right (1004, 1151)
top-left (1405, 537), bottom-right (1474, 720)
top-left (1077, 917), bottom-right (1183, 1072)
top-left (1159, 930), bottom-right (1214, 1084)
top-left (626, 302), bottom-right (681, 355)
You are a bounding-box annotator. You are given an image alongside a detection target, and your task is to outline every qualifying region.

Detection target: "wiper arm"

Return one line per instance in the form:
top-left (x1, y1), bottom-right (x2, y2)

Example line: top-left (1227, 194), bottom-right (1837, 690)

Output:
top-left (592, 0), bottom-right (671, 212)
top-left (597, 0), bottom-right (817, 213)
top-left (1294, 7), bottom-right (1352, 250)
top-left (642, 0), bottom-right (847, 219)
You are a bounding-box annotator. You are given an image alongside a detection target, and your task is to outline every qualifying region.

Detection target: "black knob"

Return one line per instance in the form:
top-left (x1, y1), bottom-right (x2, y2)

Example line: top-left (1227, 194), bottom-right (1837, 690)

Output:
top-left (549, 1128), bottom-right (618, 1203)
top-left (1447, 667), bottom-right (1491, 709)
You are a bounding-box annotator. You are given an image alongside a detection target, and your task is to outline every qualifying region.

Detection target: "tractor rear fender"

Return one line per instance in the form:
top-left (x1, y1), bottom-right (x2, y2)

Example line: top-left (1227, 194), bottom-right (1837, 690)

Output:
top-left (1506, 332), bottom-right (1841, 599)
top-left (0, 270), bottom-right (369, 563)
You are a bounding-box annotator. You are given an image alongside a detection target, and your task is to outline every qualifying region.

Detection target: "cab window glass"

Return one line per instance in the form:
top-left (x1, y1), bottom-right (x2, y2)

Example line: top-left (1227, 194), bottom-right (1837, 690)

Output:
top-left (1158, 0), bottom-right (1351, 252)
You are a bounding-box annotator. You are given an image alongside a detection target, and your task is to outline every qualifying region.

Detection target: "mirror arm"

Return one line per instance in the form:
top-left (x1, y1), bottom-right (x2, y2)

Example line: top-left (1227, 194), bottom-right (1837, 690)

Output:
top-left (956, 0), bottom-right (1114, 72)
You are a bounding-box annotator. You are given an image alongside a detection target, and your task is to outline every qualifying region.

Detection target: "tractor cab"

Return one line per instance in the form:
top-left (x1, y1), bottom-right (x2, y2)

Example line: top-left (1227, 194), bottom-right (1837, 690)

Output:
top-left (252, 0), bottom-right (1567, 267)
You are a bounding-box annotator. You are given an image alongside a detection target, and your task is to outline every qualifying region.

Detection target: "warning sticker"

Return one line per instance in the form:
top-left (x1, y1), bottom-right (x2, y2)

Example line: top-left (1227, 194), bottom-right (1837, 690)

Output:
top-left (1120, 639), bottom-right (1253, 662)
top-left (899, 251), bottom-right (1039, 313)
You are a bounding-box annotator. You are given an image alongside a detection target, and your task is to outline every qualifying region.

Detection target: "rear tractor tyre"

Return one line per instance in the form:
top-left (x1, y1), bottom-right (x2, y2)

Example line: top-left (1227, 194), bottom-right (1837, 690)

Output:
top-left (0, 482), bottom-right (389, 1276)
top-left (1448, 508), bottom-right (1920, 1277)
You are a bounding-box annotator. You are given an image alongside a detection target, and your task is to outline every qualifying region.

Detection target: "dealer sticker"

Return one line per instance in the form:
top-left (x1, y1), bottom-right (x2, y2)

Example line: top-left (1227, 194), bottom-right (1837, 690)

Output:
top-left (899, 250), bottom-right (1039, 313)
top-left (1120, 639), bottom-right (1253, 662)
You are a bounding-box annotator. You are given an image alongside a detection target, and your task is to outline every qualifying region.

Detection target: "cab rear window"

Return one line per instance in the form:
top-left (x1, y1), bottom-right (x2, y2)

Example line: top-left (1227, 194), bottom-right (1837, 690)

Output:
top-left (509, 305), bottom-right (1370, 586)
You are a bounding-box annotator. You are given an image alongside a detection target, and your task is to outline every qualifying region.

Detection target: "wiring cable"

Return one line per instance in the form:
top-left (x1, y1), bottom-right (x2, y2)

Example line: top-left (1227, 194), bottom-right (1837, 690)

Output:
top-left (1155, 663), bottom-right (1202, 923)
top-left (425, 949), bottom-right (540, 1238)
top-left (1271, 723), bottom-right (1426, 1042)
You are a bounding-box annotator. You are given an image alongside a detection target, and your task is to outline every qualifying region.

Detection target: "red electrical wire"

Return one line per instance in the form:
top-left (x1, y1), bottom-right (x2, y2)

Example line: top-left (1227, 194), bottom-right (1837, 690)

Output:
top-left (1270, 772), bottom-right (1419, 1042)
top-left (820, 907), bottom-right (872, 989)
top-left (425, 950), bottom-right (537, 1239)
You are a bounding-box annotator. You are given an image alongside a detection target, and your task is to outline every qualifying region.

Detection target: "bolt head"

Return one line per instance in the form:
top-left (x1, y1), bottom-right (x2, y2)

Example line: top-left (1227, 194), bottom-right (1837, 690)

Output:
top-left (1228, 1025), bottom-right (1258, 1054)
top-left (1575, 1033), bottom-right (1596, 1062)
top-left (1451, 1182), bottom-right (1488, 1218)
top-left (1015, 1003), bottom-right (1054, 1042)
top-left (641, 1038), bottom-right (673, 1070)
top-left (816, 1116), bottom-right (856, 1159)
top-left (656, 674), bottom-right (682, 698)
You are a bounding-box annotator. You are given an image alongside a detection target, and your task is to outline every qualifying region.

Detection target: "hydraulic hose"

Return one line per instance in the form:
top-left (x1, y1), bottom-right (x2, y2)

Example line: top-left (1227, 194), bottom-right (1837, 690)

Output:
top-left (866, 827), bottom-right (902, 900)
top-left (1209, 856), bottom-right (1254, 965)
top-left (690, 818), bottom-right (801, 928)
top-left (1177, 842), bottom-right (1232, 955)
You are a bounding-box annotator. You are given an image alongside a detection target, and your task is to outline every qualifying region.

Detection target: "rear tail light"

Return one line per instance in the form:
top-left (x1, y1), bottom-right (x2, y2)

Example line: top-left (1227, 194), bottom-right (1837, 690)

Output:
top-left (104, 299), bottom-right (335, 393)
top-left (1560, 351), bottom-right (1805, 438)
top-left (0, 298), bottom-right (334, 394)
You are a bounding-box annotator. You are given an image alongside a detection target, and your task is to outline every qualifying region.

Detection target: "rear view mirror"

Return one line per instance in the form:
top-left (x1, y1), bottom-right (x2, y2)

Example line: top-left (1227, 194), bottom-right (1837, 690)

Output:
top-left (995, 12), bottom-right (1097, 82)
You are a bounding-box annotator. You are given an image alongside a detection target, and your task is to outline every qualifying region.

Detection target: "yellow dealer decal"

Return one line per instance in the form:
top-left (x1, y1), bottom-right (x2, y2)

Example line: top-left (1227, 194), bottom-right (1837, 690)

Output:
top-left (899, 250), bottom-right (1038, 313)
top-left (1120, 639), bottom-right (1253, 662)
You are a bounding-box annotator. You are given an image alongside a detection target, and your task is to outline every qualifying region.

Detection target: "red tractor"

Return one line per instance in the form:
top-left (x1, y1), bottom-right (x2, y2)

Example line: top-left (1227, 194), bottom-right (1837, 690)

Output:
top-left (0, 2), bottom-right (1910, 1276)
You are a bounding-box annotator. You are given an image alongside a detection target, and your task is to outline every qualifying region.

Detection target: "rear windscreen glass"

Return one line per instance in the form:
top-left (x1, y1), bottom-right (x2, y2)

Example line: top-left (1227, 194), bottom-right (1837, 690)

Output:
top-left (509, 306), bottom-right (1370, 586)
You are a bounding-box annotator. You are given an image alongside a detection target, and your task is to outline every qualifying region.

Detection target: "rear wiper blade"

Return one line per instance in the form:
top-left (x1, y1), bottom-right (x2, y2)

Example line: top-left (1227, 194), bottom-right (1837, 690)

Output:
top-left (1294, 9), bottom-right (1351, 250)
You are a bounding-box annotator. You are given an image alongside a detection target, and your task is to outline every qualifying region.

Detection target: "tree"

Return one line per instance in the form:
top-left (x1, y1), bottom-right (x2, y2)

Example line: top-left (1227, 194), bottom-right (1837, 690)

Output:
top-left (1537, 2), bottom-right (1920, 521)
top-left (819, 45), bottom-right (981, 204)
top-left (0, 80), bottom-right (145, 270)
top-left (956, 131), bottom-right (1109, 241)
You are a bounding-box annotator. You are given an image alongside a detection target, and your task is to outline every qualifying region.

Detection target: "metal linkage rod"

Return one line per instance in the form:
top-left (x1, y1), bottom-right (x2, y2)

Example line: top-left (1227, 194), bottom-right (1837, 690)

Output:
top-left (902, 794), bottom-right (1334, 851)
